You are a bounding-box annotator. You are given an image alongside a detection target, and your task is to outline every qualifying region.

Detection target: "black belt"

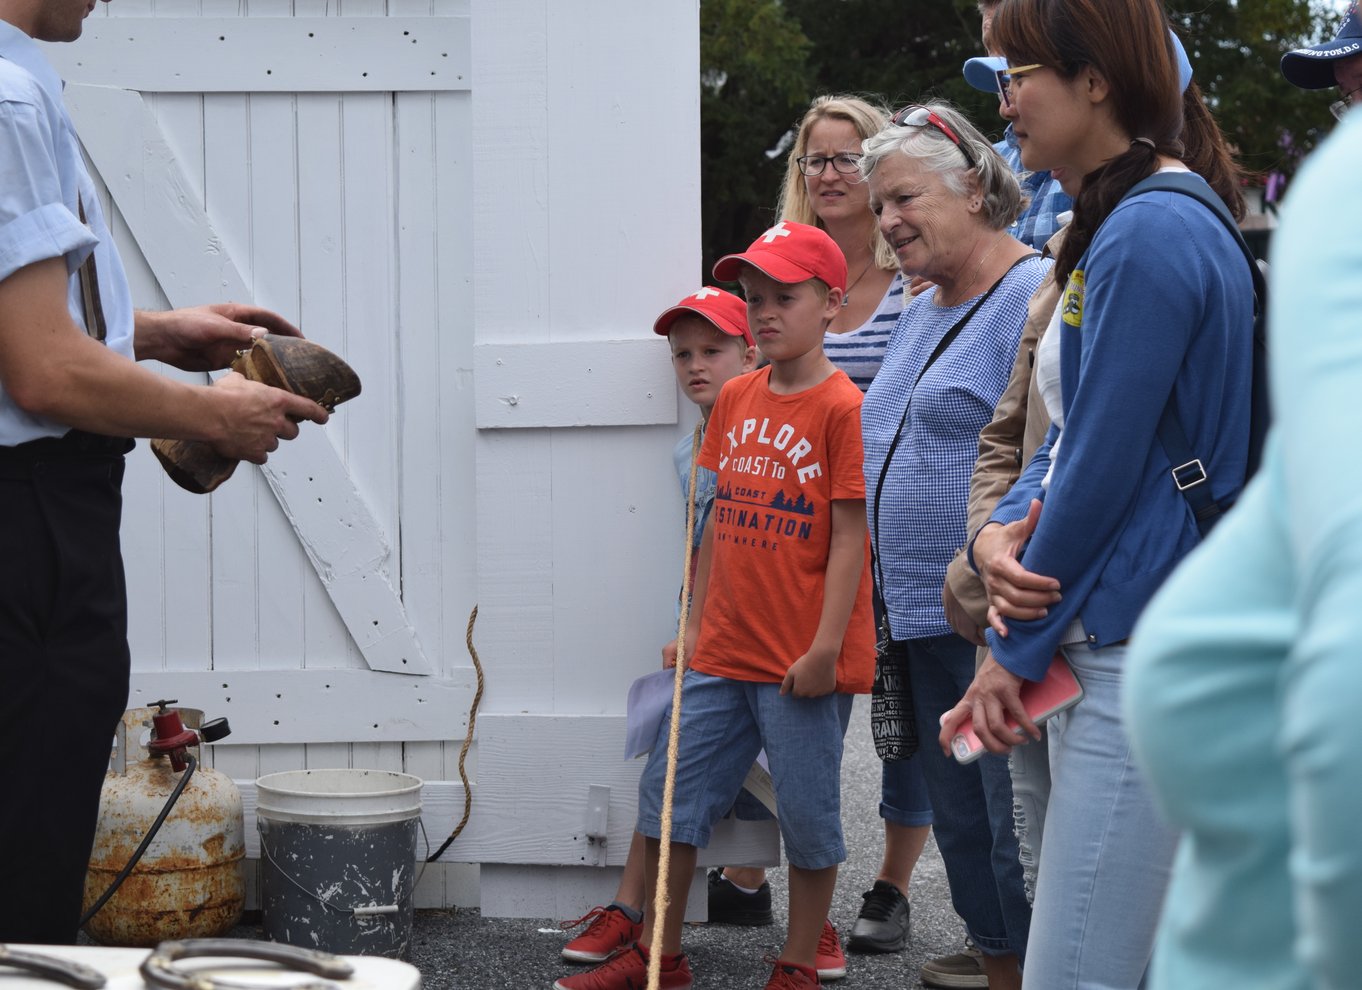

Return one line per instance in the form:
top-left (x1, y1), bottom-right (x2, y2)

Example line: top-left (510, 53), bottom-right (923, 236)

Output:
top-left (0, 430), bottom-right (133, 462)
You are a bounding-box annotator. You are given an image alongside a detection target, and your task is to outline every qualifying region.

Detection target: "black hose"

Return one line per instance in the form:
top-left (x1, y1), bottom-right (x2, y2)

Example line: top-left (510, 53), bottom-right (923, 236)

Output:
top-left (79, 754), bottom-right (197, 928)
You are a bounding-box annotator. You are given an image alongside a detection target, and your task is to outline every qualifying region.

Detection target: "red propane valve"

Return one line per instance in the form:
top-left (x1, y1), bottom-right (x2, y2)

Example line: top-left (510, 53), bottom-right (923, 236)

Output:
top-left (146, 699), bottom-right (201, 772)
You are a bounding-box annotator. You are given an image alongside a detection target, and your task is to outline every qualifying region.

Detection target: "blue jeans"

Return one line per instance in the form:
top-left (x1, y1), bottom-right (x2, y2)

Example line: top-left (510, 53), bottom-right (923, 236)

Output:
top-left (880, 751), bottom-right (933, 827)
top-left (1023, 642), bottom-right (1178, 989)
top-left (636, 670), bottom-right (854, 870)
top-left (903, 634), bottom-right (1030, 959)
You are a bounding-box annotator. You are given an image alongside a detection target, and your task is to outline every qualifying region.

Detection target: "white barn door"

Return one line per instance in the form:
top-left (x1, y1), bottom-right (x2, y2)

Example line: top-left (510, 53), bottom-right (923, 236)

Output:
top-left (46, 0), bottom-right (781, 916)
top-left (44, 0), bottom-right (480, 908)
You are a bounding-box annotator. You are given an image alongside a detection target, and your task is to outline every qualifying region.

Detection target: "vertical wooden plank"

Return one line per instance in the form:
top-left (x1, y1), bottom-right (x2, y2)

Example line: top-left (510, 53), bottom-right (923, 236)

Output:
top-left (202, 91), bottom-right (262, 670)
top-left (244, 86), bottom-right (311, 673)
top-left (293, 86), bottom-right (365, 669)
top-left (305, 742), bottom-right (351, 770)
top-left (544, 0), bottom-right (702, 335)
top-left (549, 427), bottom-right (684, 714)
top-left (471, 0), bottom-right (555, 715)
top-left (338, 89), bottom-right (400, 552)
top-left (142, 93), bottom-right (215, 673)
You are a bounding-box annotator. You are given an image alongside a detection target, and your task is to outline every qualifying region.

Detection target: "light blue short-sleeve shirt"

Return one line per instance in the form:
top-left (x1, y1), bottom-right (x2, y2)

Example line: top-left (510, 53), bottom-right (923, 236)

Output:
top-left (0, 20), bottom-right (135, 444)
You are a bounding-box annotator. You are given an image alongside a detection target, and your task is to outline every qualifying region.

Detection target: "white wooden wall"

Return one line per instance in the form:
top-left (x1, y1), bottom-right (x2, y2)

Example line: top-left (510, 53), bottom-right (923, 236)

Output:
top-left (44, 0), bottom-right (778, 915)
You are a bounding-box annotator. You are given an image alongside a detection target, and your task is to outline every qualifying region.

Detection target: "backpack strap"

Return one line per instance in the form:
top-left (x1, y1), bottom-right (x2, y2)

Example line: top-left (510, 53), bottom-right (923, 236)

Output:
top-left (1125, 172), bottom-right (1266, 536)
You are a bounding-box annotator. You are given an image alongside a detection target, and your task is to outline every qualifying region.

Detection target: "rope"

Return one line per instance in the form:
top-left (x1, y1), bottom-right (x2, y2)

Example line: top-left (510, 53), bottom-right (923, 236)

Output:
top-left (647, 423), bottom-right (703, 990)
top-left (428, 605), bottom-right (486, 862)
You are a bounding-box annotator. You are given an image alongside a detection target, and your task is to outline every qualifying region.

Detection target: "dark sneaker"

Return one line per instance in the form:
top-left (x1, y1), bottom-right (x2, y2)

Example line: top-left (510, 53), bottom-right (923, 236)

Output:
top-left (918, 942), bottom-right (987, 989)
top-left (846, 880), bottom-right (910, 954)
top-left (553, 944), bottom-right (693, 990)
top-left (763, 959), bottom-right (821, 989)
top-left (561, 905), bottom-right (643, 963)
top-left (815, 919), bottom-right (846, 981)
top-left (706, 868), bottom-right (774, 926)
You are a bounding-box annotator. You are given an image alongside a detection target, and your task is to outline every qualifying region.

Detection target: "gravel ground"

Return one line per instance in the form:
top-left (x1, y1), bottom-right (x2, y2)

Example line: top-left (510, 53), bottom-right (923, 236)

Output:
top-left (219, 696), bottom-right (972, 989)
top-left (408, 695), bottom-right (966, 988)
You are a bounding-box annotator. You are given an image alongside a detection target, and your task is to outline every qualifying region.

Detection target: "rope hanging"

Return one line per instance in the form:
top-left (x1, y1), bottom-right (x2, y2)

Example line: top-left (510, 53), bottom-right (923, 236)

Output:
top-left (428, 605), bottom-right (485, 862)
top-left (646, 422), bottom-right (704, 990)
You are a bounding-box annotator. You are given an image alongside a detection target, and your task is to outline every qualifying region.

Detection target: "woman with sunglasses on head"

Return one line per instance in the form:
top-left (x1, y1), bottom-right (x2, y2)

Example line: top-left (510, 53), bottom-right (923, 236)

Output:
top-left (938, 2), bottom-right (1254, 987)
top-left (860, 99), bottom-right (1051, 990)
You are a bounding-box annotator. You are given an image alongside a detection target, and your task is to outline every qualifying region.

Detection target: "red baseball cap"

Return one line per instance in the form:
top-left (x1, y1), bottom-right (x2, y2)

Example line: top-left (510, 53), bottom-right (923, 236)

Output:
top-left (652, 286), bottom-right (754, 347)
top-left (712, 221), bottom-right (848, 293)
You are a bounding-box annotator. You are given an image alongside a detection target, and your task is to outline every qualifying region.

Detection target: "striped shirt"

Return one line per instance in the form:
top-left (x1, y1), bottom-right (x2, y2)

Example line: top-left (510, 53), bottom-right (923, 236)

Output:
top-left (863, 256), bottom-right (1051, 639)
top-left (824, 273), bottom-right (905, 391)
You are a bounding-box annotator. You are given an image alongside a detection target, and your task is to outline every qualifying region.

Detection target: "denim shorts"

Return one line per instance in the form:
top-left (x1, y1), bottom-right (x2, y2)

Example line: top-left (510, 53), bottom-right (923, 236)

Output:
top-left (636, 669), bottom-right (854, 870)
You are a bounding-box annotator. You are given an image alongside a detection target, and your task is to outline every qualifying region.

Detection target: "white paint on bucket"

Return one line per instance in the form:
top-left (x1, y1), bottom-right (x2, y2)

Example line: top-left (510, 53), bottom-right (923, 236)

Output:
top-left (256, 769), bottom-right (423, 959)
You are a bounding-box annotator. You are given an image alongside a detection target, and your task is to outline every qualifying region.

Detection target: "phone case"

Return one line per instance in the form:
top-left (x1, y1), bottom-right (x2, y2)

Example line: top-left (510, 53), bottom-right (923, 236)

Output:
top-left (950, 653), bottom-right (1084, 765)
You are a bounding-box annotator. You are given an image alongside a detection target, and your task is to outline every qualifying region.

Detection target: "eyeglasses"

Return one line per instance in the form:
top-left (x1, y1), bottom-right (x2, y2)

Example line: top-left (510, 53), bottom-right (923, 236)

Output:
top-left (891, 104), bottom-right (978, 170)
top-left (796, 153), bottom-right (864, 176)
top-left (1330, 84), bottom-right (1362, 121)
top-left (994, 63), bottom-right (1044, 108)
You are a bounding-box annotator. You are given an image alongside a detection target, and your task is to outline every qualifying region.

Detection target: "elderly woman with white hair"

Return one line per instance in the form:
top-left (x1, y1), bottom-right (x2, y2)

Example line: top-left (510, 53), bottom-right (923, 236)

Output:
top-left (860, 100), bottom-right (1051, 990)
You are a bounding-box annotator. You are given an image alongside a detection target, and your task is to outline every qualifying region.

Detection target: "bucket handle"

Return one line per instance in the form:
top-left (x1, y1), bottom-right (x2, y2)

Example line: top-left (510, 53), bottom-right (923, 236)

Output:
top-left (258, 818), bottom-right (431, 917)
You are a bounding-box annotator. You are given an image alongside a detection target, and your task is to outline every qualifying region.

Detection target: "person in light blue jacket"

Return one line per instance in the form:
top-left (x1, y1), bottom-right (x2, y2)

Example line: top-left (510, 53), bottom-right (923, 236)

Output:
top-left (1126, 113), bottom-right (1362, 990)
top-left (937, 1), bottom-right (1255, 986)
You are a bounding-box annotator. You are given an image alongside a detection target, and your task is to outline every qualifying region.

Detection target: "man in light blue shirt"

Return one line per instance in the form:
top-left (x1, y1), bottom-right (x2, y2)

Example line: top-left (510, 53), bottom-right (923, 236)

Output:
top-left (0, 0), bottom-right (329, 944)
top-left (961, 1), bottom-right (1072, 252)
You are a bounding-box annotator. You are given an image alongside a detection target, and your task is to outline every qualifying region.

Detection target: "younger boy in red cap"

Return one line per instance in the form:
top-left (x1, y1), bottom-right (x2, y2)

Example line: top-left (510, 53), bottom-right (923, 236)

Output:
top-left (558, 286), bottom-right (755, 967)
top-left (554, 222), bottom-right (876, 990)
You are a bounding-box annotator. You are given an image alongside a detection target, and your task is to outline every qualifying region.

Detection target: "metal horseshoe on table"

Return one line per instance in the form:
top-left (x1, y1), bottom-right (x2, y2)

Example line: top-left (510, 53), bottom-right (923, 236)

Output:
top-left (0, 945), bottom-right (106, 989)
top-left (139, 939), bottom-right (354, 990)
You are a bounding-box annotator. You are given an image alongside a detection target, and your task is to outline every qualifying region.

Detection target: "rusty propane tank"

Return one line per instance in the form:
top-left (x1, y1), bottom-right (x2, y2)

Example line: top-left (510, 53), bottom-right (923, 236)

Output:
top-left (82, 705), bottom-right (245, 946)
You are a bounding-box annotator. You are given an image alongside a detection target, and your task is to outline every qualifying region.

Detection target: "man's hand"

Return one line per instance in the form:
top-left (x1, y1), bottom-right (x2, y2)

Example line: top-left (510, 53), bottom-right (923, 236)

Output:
top-left (136, 303), bottom-right (304, 371)
top-left (974, 499), bottom-right (1061, 637)
top-left (207, 372), bottom-right (329, 463)
top-left (780, 646), bottom-right (837, 698)
top-left (661, 639), bottom-right (679, 669)
top-left (937, 653), bottom-right (1038, 756)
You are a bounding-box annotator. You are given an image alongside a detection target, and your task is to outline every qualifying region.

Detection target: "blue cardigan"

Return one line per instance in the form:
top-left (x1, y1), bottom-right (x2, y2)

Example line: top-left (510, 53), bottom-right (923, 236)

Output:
top-left (979, 179), bottom-right (1254, 681)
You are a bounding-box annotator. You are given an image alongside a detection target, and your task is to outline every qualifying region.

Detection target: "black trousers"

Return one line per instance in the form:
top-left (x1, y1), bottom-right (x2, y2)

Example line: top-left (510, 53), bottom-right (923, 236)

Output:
top-left (0, 435), bottom-right (132, 943)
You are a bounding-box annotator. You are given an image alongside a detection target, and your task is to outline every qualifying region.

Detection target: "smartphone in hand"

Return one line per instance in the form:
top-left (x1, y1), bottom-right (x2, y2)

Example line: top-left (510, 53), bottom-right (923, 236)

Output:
top-left (950, 653), bottom-right (1083, 764)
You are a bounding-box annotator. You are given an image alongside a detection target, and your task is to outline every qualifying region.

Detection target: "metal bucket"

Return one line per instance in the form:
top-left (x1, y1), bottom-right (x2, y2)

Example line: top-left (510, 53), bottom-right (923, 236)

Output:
top-left (256, 769), bottom-right (423, 959)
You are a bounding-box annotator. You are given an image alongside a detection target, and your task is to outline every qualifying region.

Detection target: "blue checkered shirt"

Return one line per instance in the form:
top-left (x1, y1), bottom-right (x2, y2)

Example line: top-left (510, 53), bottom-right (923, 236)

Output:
top-left (996, 126), bottom-right (1072, 250)
top-left (863, 256), bottom-right (1051, 639)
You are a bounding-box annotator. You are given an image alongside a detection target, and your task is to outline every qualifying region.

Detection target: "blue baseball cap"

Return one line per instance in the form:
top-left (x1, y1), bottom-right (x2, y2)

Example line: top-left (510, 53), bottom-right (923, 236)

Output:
top-left (1281, 3), bottom-right (1362, 90)
top-left (964, 29), bottom-right (1194, 95)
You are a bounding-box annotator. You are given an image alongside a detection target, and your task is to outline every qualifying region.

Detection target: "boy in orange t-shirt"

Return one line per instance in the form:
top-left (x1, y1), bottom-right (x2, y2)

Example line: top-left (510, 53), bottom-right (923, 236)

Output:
top-left (553, 222), bottom-right (874, 990)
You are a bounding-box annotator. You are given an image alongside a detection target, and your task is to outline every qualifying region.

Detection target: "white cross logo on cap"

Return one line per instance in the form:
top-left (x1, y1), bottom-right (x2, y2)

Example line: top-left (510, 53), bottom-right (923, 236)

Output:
top-left (693, 287), bottom-right (721, 300)
top-left (761, 222), bottom-right (792, 244)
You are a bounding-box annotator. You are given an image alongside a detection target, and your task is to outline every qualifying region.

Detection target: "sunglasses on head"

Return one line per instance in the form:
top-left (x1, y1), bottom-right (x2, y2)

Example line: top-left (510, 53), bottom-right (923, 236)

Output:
top-left (890, 104), bottom-right (978, 170)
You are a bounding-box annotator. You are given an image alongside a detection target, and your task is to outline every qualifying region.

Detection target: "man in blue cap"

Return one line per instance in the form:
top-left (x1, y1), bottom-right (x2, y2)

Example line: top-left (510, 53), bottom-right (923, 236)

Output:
top-left (1280, 1), bottom-right (1362, 121)
top-left (959, 0), bottom-right (1071, 252)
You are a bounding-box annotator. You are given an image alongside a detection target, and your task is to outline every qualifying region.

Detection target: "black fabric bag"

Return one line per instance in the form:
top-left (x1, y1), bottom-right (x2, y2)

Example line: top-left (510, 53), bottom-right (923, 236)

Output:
top-left (871, 624), bottom-right (917, 761)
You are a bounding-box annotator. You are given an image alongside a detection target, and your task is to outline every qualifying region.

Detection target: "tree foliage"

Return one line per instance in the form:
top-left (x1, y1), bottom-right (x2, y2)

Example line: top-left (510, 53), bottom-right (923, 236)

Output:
top-left (699, 0), bottom-right (1341, 278)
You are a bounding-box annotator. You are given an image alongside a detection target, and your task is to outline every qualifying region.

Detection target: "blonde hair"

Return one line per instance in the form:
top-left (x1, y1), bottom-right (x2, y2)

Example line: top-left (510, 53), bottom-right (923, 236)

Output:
top-left (776, 95), bottom-right (897, 272)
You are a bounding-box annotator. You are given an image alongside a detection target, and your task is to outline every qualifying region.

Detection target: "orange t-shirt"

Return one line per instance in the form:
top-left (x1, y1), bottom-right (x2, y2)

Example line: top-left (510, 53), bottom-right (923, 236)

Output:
top-left (691, 366), bottom-right (875, 693)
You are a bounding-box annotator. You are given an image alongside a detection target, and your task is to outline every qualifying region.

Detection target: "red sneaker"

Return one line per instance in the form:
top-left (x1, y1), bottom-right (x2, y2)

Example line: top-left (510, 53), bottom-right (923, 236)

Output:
top-left (815, 919), bottom-right (846, 981)
top-left (561, 905), bottom-right (643, 963)
top-left (764, 959), bottom-right (821, 989)
top-left (553, 944), bottom-right (693, 990)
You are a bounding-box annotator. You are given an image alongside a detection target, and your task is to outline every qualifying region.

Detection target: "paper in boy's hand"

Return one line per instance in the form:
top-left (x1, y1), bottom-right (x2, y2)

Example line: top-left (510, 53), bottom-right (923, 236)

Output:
top-left (625, 668), bottom-right (677, 759)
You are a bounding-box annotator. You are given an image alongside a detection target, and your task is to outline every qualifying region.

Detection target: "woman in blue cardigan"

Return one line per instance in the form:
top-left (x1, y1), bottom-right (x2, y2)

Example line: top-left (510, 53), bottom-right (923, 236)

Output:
top-left (937, 1), bottom-right (1255, 986)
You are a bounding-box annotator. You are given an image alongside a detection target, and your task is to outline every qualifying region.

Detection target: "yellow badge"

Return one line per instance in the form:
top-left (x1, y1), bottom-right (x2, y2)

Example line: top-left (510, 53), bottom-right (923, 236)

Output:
top-left (1061, 269), bottom-right (1085, 328)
